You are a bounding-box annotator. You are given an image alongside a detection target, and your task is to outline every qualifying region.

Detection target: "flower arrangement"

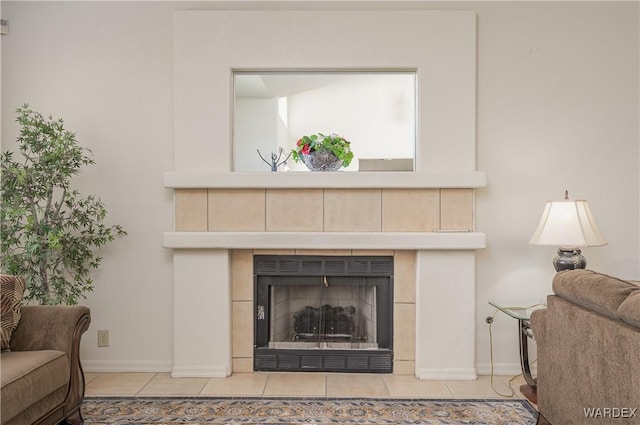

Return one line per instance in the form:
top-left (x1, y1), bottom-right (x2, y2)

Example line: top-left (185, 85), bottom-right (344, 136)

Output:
top-left (291, 133), bottom-right (354, 169)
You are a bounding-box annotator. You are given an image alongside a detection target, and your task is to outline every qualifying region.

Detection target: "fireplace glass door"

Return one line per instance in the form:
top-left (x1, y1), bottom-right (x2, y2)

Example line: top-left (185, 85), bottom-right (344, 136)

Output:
top-left (266, 276), bottom-right (382, 349)
top-left (254, 256), bottom-right (393, 373)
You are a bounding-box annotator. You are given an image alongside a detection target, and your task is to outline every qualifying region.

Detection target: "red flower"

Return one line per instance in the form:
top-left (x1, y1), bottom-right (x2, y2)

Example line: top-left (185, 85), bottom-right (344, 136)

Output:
top-left (296, 139), bottom-right (303, 146)
top-left (301, 144), bottom-right (311, 155)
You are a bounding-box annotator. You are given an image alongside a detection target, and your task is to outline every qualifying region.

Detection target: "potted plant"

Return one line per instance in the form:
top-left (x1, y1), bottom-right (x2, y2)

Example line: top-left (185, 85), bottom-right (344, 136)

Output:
top-left (0, 105), bottom-right (126, 305)
top-left (291, 133), bottom-right (354, 171)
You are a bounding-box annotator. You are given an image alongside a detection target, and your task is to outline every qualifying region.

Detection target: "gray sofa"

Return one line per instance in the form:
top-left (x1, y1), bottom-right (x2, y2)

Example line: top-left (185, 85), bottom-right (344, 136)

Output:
top-left (1, 305), bottom-right (91, 425)
top-left (531, 269), bottom-right (640, 425)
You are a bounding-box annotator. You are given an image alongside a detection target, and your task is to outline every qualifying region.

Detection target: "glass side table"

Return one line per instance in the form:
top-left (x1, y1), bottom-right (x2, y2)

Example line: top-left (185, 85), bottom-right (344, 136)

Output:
top-left (488, 301), bottom-right (546, 403)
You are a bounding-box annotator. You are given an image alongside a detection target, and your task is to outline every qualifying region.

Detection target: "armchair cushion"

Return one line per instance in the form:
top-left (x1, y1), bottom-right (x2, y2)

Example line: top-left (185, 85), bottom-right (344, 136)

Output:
top-left (1, 350), bottom-right (69, 423)
top-left (1, 275), bottom-right (26, 351)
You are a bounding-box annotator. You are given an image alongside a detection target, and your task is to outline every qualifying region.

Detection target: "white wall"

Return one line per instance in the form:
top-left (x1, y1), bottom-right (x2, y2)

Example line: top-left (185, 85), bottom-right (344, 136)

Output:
top-left (473, 1), bottom-right (640, 374)
top-left (286, 74), bottom-right (415, 171)
top-left (234, 97), bottom-right (279, 172)
top-left (1, 1), bottom-right (177, 371)
top-left (2, 1), bottom-right (638, 374)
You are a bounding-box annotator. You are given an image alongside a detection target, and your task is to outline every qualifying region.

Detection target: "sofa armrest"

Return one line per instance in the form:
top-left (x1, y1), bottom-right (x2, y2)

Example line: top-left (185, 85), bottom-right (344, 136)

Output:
top-left (11, 305), bottom-right (90, 355)
top-left (529, 306), bottom-right (547, 345)
top-left (10, 305), bottom-right (91, 424)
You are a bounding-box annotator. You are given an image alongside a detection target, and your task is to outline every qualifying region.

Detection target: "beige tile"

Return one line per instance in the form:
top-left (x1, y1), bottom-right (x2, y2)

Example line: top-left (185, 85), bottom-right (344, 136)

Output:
top-left (253, 249), bottom-right (296, 255)
top-left (445, 375), bottom-right (513, 398)
top-left (83, 372), bottom-right (529, 399)
top-left (393, 303), bottom-right (415, 361)
top-left (394, 251), bottom-right (416, 304)
top-left (232, 301), bottom-right (253, 358)
top-left (351, 250), bottom-right (394, 256)
top-left (231, 250), bottom-right (253, 301)
top-left (326, 374), bottom-right (388, 397)
top-left (294, 249), bottom-right (352, 256)
top-left (383, 375), bottom-right (453, 398)
top-left (393, 360), bottom-right (415, 376)
top-left (263, 373), bottom-right (326, 397)
top-left (84, 372), bottom-right (155, 396)
top-left (382, 189), bottom-right (440, 231)
top-left (201, 372), bottom-right (267, 397)
top-left (266, 189), bottom-right (323, 232)
top-left (85, 372), bottom-right (99, 385)
top-left (137, 373), bottom-right (208, 396)
top-left (232, 358), bottom-right (254, 373)
top-left (440, 188), bottom-right (474, 231)
top-left (324, 189), bottom-right (382, 232)
top-left (175, 189), bottom-right (208, 231)
top-left (208, 189), bottom-right (265, 231)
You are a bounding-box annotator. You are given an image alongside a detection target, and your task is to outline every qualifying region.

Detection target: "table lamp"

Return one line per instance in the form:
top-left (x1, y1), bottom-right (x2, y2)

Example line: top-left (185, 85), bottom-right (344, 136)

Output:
top-left (529, 191), bottom-right (607, 271)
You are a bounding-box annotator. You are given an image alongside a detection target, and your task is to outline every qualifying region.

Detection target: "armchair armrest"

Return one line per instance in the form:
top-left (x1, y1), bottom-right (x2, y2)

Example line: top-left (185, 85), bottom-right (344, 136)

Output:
top-left (10, 305), bottom-right (91, 425)
top-left (529, 307), bottom-right (547, 346)
top-left (11, 305), bottom-right (91, 355)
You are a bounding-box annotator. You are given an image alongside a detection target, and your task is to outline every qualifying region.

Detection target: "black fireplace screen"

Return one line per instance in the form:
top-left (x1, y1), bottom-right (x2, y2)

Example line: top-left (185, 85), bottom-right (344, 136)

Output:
top-left (254, 255), bottom-right (393, 372)
top-left (267, 275), bottom-right (380, 349)
top-left (293, 304), bottom-right (357, 341)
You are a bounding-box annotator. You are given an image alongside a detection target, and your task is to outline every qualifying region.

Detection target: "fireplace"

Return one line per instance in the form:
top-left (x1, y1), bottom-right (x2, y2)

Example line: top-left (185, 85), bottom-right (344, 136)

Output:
top-left (254, 255), bottom-right (393, 373)
top-left (166, 9), bottom-right (485, 380)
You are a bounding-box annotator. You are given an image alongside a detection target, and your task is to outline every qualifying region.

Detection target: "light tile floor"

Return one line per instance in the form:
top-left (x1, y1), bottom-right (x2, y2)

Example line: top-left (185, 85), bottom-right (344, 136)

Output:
top-left (85, 372), bottom-right (533, 401)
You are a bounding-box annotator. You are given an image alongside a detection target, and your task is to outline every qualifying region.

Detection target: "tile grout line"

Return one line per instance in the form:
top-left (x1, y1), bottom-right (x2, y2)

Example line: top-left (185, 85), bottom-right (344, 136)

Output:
top-left (381, 375), bottom-right (392, 397)
top-left (198, 377), bottom-right (212, 396)
top-left (324, 374), bottom-right (328, 398)
top-left (442, 381), bottom-right (456, 398)
top-left (261, 374), bottom-right (268, 398)
top-left (135, 372), bottom-right (158, 396)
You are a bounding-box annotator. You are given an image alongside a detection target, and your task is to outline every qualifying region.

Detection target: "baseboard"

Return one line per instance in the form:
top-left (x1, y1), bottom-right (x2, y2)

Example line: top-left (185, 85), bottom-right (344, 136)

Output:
top-left (416, 367), bottom-right (477, 380)
top-left (171, 365), bottom-right (231, 378)
top-left (83, 360), bottom-right (173, 373)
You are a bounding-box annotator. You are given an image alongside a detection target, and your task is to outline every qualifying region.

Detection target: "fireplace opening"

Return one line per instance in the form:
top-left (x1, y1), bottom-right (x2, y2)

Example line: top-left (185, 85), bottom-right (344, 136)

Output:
top-left (254, 255), bottom-right (393, 373)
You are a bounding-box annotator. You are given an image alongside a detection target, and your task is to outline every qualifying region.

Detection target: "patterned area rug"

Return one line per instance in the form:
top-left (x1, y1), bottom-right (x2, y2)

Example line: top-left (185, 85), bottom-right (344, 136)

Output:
top-left (82, 397), bottom-right (538, 424)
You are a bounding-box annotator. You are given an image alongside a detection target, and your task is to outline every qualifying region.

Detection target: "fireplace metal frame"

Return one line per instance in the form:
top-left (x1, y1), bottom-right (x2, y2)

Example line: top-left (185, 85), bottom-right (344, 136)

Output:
top-left (253, 255), bottom-right (394, 373)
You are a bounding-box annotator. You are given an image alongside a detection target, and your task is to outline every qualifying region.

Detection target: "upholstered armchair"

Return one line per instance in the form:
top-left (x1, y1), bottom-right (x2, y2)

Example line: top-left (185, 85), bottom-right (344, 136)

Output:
top-left (530, 270), bottom-right (640, 425)
top-left (1, 275), bottom-right (91, 425)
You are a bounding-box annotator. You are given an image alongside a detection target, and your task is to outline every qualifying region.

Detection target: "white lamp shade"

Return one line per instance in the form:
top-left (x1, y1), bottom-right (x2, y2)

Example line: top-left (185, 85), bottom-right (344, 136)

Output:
top-left (529, 199), bottom-right (607, 247)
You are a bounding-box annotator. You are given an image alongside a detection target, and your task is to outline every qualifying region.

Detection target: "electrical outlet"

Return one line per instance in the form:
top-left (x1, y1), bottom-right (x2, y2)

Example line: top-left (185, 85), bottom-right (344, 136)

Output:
top-left (97, 329), bottom-right (110, 347)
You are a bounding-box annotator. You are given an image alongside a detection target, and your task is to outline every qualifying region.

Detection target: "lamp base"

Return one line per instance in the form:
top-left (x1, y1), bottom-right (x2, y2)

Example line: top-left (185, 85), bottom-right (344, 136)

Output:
top-left (553, 248), bottom-right (586, 272)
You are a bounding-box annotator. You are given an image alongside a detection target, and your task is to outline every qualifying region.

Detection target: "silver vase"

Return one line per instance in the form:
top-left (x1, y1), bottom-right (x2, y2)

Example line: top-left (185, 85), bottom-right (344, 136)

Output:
top-left (302, 149), bottom-right (343, 171)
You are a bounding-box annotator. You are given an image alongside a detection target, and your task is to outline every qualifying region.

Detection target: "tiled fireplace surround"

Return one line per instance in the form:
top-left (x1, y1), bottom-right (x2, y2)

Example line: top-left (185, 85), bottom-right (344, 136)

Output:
top-left (165, 9), bottom-right (486, 381)
top-left (175, 189), bottom-right (475, 377)
top-left (166, 187), bottom-right (485, 379)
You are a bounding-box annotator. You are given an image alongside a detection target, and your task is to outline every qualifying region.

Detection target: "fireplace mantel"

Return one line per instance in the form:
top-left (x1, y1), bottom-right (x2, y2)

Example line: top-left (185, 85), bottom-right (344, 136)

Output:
top-left (164, 171), bottom-right (487, 189)
top-left (163, 231), bottom-right (486, 250)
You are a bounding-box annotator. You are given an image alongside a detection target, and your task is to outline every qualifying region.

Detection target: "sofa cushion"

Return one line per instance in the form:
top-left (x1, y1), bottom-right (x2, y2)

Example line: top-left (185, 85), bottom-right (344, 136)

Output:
top-left (4, 385), bottom-right (68, 425)
top-left (617, 289), bottom-right (640, 328)
top-left (1, 275), bottom-right (26, 351)
top-left (552, 269), bottom-right (639, 320)
top-left (0, 350), bottom-right (69, 423)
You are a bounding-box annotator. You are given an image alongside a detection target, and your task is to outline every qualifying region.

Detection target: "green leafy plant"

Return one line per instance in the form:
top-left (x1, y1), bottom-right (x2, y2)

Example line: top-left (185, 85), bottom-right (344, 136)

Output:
top-left (0, 105), bottom-right (126, 305)
top-left (291, 133), bottom-right (354, 168)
